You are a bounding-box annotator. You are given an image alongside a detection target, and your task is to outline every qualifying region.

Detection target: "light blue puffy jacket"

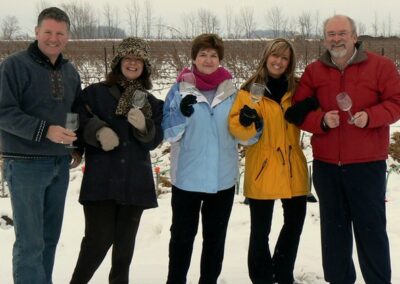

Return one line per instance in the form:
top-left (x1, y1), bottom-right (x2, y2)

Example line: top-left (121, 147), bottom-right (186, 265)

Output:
top-left (162, 80), bottom-right (239, 194)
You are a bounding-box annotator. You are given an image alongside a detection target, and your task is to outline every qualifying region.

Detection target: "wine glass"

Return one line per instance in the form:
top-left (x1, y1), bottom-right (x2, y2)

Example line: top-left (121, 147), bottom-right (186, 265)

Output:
top-left (249, 83), bottom-right (265, 104)
top-left (131, 90), bottom-right (148, 109)
top-left (336, 92), bottom-right (355, 124)
top-left (180, 72), bottom-right (196, 94)
top-left (65, 112), bottom-right (79, 148)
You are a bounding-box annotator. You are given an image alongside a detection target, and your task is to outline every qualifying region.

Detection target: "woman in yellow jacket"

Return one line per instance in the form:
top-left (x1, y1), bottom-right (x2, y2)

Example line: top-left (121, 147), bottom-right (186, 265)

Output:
top-left (229, 38), bottom-right (318, 284)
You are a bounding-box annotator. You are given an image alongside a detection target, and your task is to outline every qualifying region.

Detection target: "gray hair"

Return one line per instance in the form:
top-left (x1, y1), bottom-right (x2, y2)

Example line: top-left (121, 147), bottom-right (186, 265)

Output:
top-left (37, 7), bottom-right (70, 31)
top-left (322, 15), bottom-right (357, 38)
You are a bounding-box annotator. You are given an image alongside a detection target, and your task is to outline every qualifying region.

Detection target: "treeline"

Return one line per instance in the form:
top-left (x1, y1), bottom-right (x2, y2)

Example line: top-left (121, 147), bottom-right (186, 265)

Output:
top-left (1, 37), bottom-right (400, 89)
top-left (1, 0), bottom-right (399, 40)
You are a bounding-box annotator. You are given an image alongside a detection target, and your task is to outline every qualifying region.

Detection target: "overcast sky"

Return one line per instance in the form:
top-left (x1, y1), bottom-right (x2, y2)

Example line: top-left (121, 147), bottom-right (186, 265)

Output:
top-left (1, 0), bottom-right (400, 37)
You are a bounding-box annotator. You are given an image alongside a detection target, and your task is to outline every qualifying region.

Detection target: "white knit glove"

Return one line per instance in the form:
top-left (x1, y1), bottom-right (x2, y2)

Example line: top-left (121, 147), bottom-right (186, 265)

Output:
top-left (127, 108), bottom-right (146, 132)
top-left (96, 127), bottom-right (119, 151)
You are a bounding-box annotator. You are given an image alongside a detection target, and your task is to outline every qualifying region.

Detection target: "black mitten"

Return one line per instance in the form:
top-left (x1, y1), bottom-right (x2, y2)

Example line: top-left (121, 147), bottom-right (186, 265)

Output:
top-left (239, 105), bottom-right (261, 128)
top-left (285, 96), bottom-right (319, 125)
top-left (180, 94), bottom-right (197, 117)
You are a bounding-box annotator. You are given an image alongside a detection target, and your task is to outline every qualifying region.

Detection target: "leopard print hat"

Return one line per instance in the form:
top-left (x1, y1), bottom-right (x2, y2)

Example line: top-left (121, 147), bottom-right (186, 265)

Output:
top-left (110, 37), bottom-right (152, 75)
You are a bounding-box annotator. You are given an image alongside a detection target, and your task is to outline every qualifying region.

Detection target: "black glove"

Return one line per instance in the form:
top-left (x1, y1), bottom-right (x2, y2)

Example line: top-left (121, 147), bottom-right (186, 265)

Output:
top-left (239, 105), bottom-right (261, 128)
top-left (285, 96), bottom-right (319, 125)
top-left (180, 94), bottom-right (197, 117)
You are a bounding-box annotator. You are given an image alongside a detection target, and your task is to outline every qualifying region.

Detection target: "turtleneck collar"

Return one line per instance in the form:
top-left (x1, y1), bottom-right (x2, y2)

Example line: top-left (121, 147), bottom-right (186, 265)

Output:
top-left (265, 75), bottom-right (288, 103)
top-left (27, 40), bottom-right (66, 69)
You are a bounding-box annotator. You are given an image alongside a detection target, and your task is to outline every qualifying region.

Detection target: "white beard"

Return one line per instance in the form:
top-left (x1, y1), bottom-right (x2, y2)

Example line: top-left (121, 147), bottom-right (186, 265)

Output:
top-left (329, 48), bottom-right (347, 59)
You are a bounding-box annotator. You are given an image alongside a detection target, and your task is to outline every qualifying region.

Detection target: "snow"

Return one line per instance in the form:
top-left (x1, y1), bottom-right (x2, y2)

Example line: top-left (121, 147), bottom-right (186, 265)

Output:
top-left (1, 88), bottom-right (400, 283)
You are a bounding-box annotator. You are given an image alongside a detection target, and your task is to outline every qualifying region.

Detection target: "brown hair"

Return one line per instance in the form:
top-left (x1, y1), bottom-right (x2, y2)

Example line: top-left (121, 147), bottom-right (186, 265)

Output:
top-left (191, 33), bottom-right (224, 61)
top-left (37, 7), bottom-right (70, 31)
top-left (241, 38), bottom-right (297, 93)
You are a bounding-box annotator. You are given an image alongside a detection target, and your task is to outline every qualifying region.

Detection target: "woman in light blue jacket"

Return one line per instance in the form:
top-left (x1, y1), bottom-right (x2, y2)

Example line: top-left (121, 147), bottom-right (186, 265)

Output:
top-left (162, 33), bottom-right (238, 284)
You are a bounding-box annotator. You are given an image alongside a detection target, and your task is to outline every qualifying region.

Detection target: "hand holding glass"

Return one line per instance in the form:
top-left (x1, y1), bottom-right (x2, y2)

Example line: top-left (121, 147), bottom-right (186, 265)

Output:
top-left (249, 83), bottom-right (265, 104)
top-left (180, 72), bottom-right (196, 93)
top-left (336, 92), bottom-right (355, 124)
top-left (131, 90), bottom-right (148, 109)
top-left (65, 113), bottom-right (79, 148)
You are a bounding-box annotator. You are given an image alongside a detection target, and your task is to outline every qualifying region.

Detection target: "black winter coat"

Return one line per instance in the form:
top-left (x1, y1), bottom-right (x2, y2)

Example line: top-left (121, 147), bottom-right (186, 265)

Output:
top-left (77, 82), bottom-right (164, 208)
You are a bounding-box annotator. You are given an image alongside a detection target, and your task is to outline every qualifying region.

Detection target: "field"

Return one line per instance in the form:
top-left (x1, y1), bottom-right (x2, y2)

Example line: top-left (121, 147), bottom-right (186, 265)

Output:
top-left (1, 37), bottom-right (400, 90)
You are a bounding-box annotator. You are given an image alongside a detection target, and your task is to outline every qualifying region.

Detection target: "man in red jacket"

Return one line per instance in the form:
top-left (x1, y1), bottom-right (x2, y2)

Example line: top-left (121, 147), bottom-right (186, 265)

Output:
top-left (286, 15), bottom-right (400, 284)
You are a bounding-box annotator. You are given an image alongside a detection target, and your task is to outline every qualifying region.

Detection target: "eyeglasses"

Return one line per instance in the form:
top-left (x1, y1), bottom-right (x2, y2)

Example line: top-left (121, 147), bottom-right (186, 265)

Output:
top-left (326, 31), bottom-right (352, 38)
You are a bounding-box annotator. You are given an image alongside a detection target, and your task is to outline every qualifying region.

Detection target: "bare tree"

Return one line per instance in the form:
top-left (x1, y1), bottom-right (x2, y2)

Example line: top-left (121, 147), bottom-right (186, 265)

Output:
top-left (286, 18), bottom-right (298, 39)
top-left (313, 11), bottom-right (321, 39)
top-left (371, 12), bottom-right (379, 37)
top-left (155, 16), bottom-right (166, 39)
top-left (103, 3), bottom-right (122, 38)
top-left (266, 6), bottom-right (287, 37)
top-left (181, 12), bottom-right (198, 39)
top-left (298, 11), bottom-right (313, 39)
top-left (126, 0), bottom-right (141, 37)
top-left (142, 0), bottom-right (153, 38)
top-left (35, 0), bottom-right (51, 16)
top-left (381, 21), bottom-right (386, 37)
top-left (1, 16), bottom-right (20, 40)
top-left (225, 6), bottom-right (233, 38)
top-left (358, 21), bottom-right (367, 36)
top-left (233, 14), bottom-right (244, 39)
top-left (240, 6), bottom-right (256, 39)
top-left (387, 14), bottom-right (392, 37)
top-left (61, 1), bottom-right (97, 39)
top-left (197, 8), bottom-right (220, 34)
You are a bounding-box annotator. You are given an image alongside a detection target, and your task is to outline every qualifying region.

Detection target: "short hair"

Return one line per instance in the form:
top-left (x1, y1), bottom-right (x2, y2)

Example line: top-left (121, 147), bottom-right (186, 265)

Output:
top-left (322, 15), bottom-right (357, 38)
top-left (37, 7), bottom-right (71, 31)
top-left (191, 33), bottom-right (224, 61)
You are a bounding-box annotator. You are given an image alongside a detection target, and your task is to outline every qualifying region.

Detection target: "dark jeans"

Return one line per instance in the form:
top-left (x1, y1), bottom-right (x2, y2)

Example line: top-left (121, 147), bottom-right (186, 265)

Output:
top-left (313, 160), bottom-right (391, 284)
top-left (166, 185), bottom-right (235, 284)
top-left (3, 156), bottom-right (70, 284)
top-left (247, 196), bottom-right (307, 284)
top-left (70, 200), bottom-right (143, 284)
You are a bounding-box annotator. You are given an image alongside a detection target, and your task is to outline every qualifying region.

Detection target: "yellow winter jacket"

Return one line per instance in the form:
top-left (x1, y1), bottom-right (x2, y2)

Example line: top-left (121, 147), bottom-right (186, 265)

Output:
top-left (228, 89), bottom-right (309, 200)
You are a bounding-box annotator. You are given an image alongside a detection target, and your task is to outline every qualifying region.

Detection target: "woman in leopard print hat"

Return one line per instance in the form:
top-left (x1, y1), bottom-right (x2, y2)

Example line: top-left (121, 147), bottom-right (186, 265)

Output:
top-left (111, 37), bottom-right (153, 117)
top-left (70, 37), bottom-right (164, 283)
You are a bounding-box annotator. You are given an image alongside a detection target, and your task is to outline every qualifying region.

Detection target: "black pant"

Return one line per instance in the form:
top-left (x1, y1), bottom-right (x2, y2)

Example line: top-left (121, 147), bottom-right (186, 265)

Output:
top-left (247, 196), bottom-right (306, 284)
top-left (313, 160), bottom-right (391, 284)
top-left (166, 186), bottom-right (235, 284)
top-left (70, 200), bottom-right (143, 284)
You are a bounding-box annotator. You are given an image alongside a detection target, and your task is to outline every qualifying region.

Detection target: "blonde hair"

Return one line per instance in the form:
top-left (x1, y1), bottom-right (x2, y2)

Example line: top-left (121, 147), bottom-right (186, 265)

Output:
top-left (241, 38), bottom-right (296, 93)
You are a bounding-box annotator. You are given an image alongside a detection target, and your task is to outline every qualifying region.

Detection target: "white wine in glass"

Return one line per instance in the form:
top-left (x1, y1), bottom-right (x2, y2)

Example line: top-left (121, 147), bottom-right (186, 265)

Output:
top-left (336, 92), bottom-right (355, 124)
top-left (65, 112), bottom-right (79, 148)
top-left (179, 72), bottom-right (196, 95)
top-left (131, 90), bottom-right (148, 109)
top-left (180, 72), bottom-right (196, 93)
top-left (249, 83), bottom-right (265, 104)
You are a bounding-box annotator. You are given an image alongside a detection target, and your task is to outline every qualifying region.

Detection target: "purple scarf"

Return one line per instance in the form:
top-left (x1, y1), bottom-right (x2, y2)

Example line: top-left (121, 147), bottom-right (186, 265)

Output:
top-left (177, 66), bottom-right (232, 91)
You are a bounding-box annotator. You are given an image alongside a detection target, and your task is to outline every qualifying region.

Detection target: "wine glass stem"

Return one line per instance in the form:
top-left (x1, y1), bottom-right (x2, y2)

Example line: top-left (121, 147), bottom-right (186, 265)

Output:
top-left (347, 110), bottom-right (355, 123)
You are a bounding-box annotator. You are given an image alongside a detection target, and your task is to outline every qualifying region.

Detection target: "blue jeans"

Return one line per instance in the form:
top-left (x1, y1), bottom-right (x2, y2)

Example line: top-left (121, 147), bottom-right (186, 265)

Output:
top-left (3, 156), bottom-right (70, 284)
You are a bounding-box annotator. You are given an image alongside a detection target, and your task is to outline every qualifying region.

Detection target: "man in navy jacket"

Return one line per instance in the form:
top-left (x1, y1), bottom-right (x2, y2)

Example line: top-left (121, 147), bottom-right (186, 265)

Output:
top-left (0, 7), bottom-right (81, 284)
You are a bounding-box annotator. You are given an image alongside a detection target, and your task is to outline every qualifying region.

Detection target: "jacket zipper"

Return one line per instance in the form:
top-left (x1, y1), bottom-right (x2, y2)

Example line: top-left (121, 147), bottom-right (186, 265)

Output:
top-left (338, 70), bottom-right (345, 166)
top-left (255, 159), bottom-right (268, 180)
top-left (288, 145), bottom-right (293, 178)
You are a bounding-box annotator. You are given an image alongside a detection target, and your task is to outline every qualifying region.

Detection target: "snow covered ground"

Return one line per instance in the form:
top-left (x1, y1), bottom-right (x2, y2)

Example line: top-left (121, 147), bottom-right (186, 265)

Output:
top-left (1, 137), bottom-right (400, 283)
top-left (1, 86), bottom-right (400, 283)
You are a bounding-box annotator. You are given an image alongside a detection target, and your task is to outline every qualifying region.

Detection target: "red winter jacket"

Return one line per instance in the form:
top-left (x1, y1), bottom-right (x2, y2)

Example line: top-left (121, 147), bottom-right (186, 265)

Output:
top-left (294, 42), bottom-right (400, 165)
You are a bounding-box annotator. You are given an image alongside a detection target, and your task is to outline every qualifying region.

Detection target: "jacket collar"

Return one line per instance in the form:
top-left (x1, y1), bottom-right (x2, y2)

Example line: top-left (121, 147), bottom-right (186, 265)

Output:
top-left (27, 40), bottom-right (67, 69)
top-left (319, 41), bottom-right (368, 69)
